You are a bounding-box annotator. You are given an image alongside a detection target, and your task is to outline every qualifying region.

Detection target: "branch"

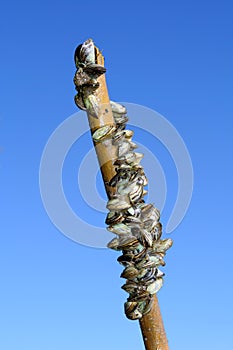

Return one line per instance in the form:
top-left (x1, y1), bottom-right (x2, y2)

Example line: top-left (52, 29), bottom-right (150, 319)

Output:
top-left (73, 39), bottom-right (171, 350)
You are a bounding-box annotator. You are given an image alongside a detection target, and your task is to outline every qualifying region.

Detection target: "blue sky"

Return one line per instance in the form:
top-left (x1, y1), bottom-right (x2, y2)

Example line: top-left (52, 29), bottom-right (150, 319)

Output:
top-left (1, 1), bottom-right (233, 349)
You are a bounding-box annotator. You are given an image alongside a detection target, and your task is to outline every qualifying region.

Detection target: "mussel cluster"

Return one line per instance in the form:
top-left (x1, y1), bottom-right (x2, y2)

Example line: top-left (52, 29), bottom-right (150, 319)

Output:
top-left (73, 39), bottom-right (172, 320)
top-left (93, 101), bottom-right (173, 320)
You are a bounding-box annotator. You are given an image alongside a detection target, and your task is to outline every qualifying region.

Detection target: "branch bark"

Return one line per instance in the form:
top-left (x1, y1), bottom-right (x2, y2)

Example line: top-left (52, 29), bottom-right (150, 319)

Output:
top-left (74, 40), bottom-right (169, 350)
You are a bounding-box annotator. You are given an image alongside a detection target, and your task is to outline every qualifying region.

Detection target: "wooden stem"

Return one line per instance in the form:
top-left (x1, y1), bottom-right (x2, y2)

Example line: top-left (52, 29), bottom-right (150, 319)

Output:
top-left (139, 295), bottom-right (169, 350)
top-left (78, 41), bottom-right (169, 350)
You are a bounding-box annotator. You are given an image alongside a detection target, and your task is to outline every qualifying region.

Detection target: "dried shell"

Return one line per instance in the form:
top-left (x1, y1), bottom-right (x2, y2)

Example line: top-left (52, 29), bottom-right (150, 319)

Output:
top-left (105, 211), bottom-right (124, 225)
top-left (156, 269), bottom-right (165, 278)
top-left (146, 278), bottom-right (163, 294)
top-left (121, 281), bottom-right (138, 294)
top-left (107, 237), bottom-right (120, 250)
top-left (74, 93), bottom-right (86, 110)
top-left (110, 101), bottom-right (127, 115)
top-left (117, 236), bottom-right (139, 250)
top-left (139, 267), bottom-right (157, 283)
top-left (129, 184), bottom-right (144, 203)
top-left (141, 297), bottom-right (153, 315)
top-left (124, 216), bottom-right (142, 225)
top-left (124, 301), bottom-right (138, 314)
top-left (148, 254), bottom-right (166, 267)
top-left (124, 130), bottom-right (134, 138)
top-left (113, 114), bottom-right (129, 125)
top-left (118, 141), bottom-right (131, 157)
top-left (117, 253), bottom-right (134, 266)
top-left (107, 223), bottom-right (131, 235)
top-left (152, 238), bottom-right (173, 253)
top-left (109, 170), bottom-right (128, 187)
top-left (152, 222), bottom-right (162, 240)
top-left (136, 258), bottom-right (157, 270)
top-left (121, 266), bottom-right (139, 279)
top-left (92, 125), bottom-right (116, 142)
top-left (141, 204), bottom-right (159, 220)
top-left (112, 130), bottom-right (125, 144)
top-left (124, 302), bottom-right (143, 320)
top-left (140, 229), bottom-right (153, 247)
top-left (136, 268), bottom-right (148, 279)
top-left (106, 196), bottom-right (131, 210)
top-left (133, 247), bottom-right (147, 261)
top-left (130, 291), bottom-right (150, 302)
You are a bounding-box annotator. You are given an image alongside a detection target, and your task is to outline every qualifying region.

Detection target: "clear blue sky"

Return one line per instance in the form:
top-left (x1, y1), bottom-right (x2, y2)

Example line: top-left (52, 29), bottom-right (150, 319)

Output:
top-left (1, 1), bottom-right (233, 349)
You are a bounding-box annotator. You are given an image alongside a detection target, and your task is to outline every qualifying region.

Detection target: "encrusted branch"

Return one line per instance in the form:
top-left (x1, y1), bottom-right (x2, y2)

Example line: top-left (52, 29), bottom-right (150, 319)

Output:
top-left (73, 38), bottom-right (172, 350)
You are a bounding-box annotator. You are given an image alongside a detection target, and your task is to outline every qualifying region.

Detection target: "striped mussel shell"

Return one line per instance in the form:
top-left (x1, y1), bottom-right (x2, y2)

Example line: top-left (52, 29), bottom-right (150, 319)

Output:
top-left (135, 256), bottom-right (158, 270)
top-left (146, 278), bottom-right (164, 294)
top-left (152, 238), bottom-right (173, 253)
top-left (124, 301), bottom-right (143, 320)
top-left (121, 266), bottom-right (139, 279)
top-left (118, 141), bottom-right (131, 157)
top-left (129, 291), bottom-right (150, 303)
top-left (113, 114), bottom-right (129, 126)
top-left (105, 211), bottom-right (124, 225)
top-left (129, 183), bottom-right (144, 204)
top-left (106, 195), bottom-right (131, 211)
top-left (140, 204), bottom-right (160, 222)
top-left (117, 235), bottom-right (139, 250)
top-left (139, 267), bottom-right (158, 283)
top-left (112, 130), bottom-right (125, 145)
top-left (107, 223), bottom-right (131, 235)
top-left (107, 237), bottom-right (120, 250)
top-left (110, 101), bottom-right (127, 115)
top-left (117, 253), bottom-right (134, 266)
top-left (121, 281), bottom-right (139, 294)
top-left (92, 125), bottom-right (116, 142)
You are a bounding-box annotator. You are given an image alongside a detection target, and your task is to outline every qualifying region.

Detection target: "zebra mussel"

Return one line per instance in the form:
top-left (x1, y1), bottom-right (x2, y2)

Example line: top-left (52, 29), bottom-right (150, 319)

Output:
top-left (94, 101), bottom-right (173, 320)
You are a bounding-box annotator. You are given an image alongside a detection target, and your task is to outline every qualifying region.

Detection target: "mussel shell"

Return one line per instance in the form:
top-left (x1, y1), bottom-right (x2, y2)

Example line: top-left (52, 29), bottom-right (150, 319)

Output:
top-left (118, 141), bottom-right (131, 157)
top-left (139, 267), bottom-right (157, 283)
top-left (117, 180), bottom-right (138, 195)
top-left (124, 216), bottom-right (142, 225)
top-left (140, 229), bottom-right (153, 247)
top-left (156, 269), bottom-right (165, 278)
top-left (133, 247), bottom-right (147, 261)
top-left (105, 211), bottom-right (124, 225)
top-left (121, 281), bottom-right (138, 294)
top-left (121, 266), bottom-right (139, 279)
top-left (152, 238), bottom-right (173, 253)
top-left (136, 258), bottom-right (157, 270)
top-left (109, 170), bottom-right (128, 187)
top-left (129, 291), bottom-right (150, 302)
top-left (146, 277), bottom-right (163, 295)
top-left (124, 130), bottom-right (134, 138)
top-left (112, 131), bottom-right (125, 145)
top-left (114, 115), bottom-right (129, 125)
top-left (107, 237), bottom-right (120, 250)
top-left (136, 268), bottom-right (148, 279)
top-left (117, 235), bottom-right (139, 250)
top-left (92, 125), bottom-right (116, 142)
top-left (117, 253), bottom-right (134, 266)
top-left (148, 253), bottom-right (166, 267)
top-left (141, 297), bottom-right (153, 316)
top-left (152, 222), bottom-right (162, 240)
top-left (129, 184), bottom-right (144, 203)
top-left (74, 93), bottom-right (86, 110)
top-left (110, 101), bottom-right (127, 115)
top-left (107, 223), bottom-right (131, 235)
top-left (106, 196), bottom-right (131, 210)
top-left (124, 302), bottom-right (143, 320)
top-left (124, 301), bottom-right (138, 314)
